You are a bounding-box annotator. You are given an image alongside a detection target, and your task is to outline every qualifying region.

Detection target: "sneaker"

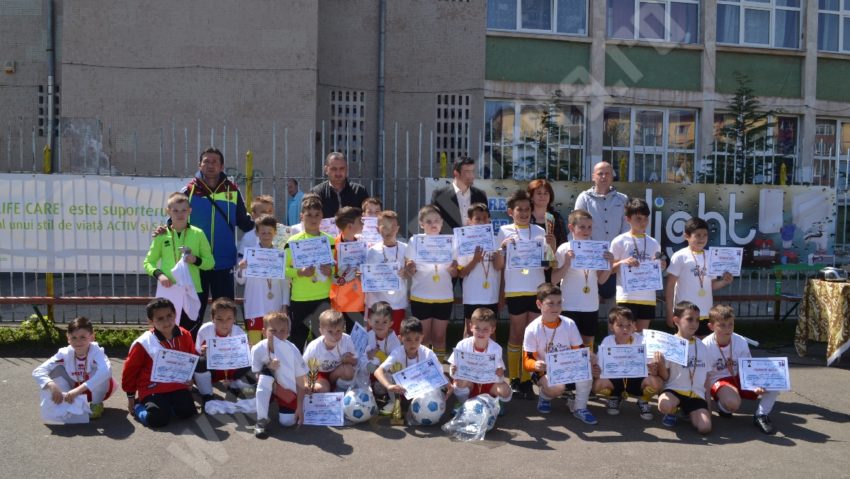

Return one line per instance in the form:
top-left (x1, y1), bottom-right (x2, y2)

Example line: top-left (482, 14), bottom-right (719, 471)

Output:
top-left (498, 403), bottom-right (507, 417)
top-left (254, 418), bottom-right (269, 439)
top-left (228, 379), bottom-right (255, 398)
top-left (637, 399), bottom-right (653, 421)
top-left (510, 378), bottom-right (522, 394)
top-left (662, 413), bottom-right (677, 427)
top-left (717, 408), bottom-right (733, 418)
top-left (753, 414), bottom-right (776, 435)
top-left (572, 408), bottom-right (598, 425)
top-left (379, 402), bottom-right (395, 417)
top-left (605, 397), bottom-right (621, 416)
top-left (519, 380), bottom-right (537, 400)
top-left (90, 403), bottom-right (104, 420)
top-left (537, 397), bottom-right (552, 414)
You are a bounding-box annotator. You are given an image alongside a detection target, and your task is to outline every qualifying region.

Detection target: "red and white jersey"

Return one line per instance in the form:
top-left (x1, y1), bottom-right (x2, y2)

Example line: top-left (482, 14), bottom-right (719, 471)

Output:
top-left (195, 322), bottom-right (247, 352)
top-left (250, 337), bottom-right (308, 392)
top-left (303, 334), bottom-right (357, 372)
top-left (122, 327), bottom-right (196, 401)
top-left (33, 342), bottom-right (112, 392)
top-left (702, 332), bottom-right (752, 384)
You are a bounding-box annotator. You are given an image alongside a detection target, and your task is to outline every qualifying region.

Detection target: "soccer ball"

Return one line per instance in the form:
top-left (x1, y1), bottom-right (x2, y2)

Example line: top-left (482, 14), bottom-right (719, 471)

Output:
top-left (410, 393), bottom-right (446, 426)
top-left (461, 396), bottom-right (499, 431)
top-left (343, 388), bottom-right (377, 424)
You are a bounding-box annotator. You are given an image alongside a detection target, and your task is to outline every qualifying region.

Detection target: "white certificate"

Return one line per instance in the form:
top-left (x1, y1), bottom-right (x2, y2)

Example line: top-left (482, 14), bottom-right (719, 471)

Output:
top-left (571, 240), bottom-right (611, 271)
top-left (289, 236), bottom-right (334, 268)
top-left (738, 357), bottom-right (791, 391)
top-left (643, 329), bottom-right (688, 367)
top-left (151, 349), bottom-right (199, 384)
top-left (453, 224), bottom-right (496, 257)
top-left (338, 241), bottom-right (368, 270)
top-left (272, 224), bottom-right (292, 250)
top-left (392, 358), bottom-right (449, 399)
top-left (303, 392), bottom-right (345, 426)
top-left (244, 247), bottom-right (286, 279)
top-left (411, 235), bottom-right (454, 264)
top-left (545, 349), bottom-right (592, 386)
top-left (621, 260), bottom-right (663, 292)
top-left (506, 238), bottom-right (545, 270)
top-left (207, 335), bottom-right (251, 370)
top-left (359, 217), bottom-right (382, 246)
top-left (453, 350), bottom-right (500, 384)
top-left (320, 218), bottom-right (339, 236)
top-left (350, 322), bottom-right (369, 358)
top-left (599, 345), bottom-right (648, 379)
top-left (360, 263), bottom-right (401, 292)
top-left (707, 247), bottom-right (744, 277)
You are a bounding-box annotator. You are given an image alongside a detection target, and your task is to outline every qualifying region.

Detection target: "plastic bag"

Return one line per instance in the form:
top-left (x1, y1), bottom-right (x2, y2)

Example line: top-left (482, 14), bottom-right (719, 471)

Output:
top-left (441, 395), bottom-right (500, 441)
top-left (343, 362), bottom-right (378, 425)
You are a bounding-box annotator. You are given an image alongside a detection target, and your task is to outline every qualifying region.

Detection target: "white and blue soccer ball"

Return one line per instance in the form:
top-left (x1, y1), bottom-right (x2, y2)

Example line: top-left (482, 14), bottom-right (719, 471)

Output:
top-left (461, 396), bottom-right (499, 431)
top-left (410, 393), bottom-right (446, 426)
top-left (343, 388), bottom-right (377, 424)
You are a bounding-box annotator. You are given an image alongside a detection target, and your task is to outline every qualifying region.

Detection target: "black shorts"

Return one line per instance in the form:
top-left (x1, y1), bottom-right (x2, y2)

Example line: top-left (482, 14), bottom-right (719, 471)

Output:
top-left (611, 377), bottom-right (645, 397)
top-left (563, 310), bottom-right (598, 337)
top-left (506, 295), bottom-right (539, 316)
top-left (696, 318), bottom-right (712, 337)
top-left (599, 274), bottom-right (616, 299)
top-left (464, 303), bottom-right (498, 320)
top-left (410, 300), bottom-right (453, 321)
top-left (663, 389), bottom-right (709, 415)
top-left (617, 302), bottom-right (656, 321)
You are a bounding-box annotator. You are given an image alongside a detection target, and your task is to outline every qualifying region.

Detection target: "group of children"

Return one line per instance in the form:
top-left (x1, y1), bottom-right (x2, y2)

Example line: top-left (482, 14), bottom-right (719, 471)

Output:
top-left (33, 186), bottom-right (781, 437)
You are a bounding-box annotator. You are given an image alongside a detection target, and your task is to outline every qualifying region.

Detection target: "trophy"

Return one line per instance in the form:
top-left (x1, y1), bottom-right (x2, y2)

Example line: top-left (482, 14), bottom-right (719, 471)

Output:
top-left (307, 358), bottom-right (321, 395)
top-left (389, 362), bottom-right (405, 426)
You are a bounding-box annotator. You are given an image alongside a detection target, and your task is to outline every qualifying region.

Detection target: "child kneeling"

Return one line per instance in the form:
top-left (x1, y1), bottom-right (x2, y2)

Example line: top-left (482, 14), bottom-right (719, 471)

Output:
top-left (448, 307), bottom-right (511, 412)
top-left (193, 298), bottom-right (253, 402)
top-left (302, 309), bottom-right (359, 393)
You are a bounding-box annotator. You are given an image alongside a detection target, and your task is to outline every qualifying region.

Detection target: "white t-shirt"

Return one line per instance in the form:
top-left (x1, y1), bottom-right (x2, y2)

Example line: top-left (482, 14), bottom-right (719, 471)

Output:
top-left (497, 224), bottom-right (546, 296)
top-left (195, 322), bottom-right (247, 352)
top-left (598, 332), bottom-right (645, 349)
top-left (663, 338), bottom-right (717, 399)
top-left (523, 315), bottom-right (583, 355)
top-left (406, 234), bottom-right (455, 302)
top-left (458, 251), bottom-right (500, 305)
top-left (236, 247), bottom-right (291, 317)
top-left (610, 232), bottom-right (662, 304)
top-left (366, 330), bottom-right (402, 368)
top-left (667, 247), bottom-right (714, 319)
top-left (447, 337), bottom-right (505, 372)
top-left (379, 344), bottom-right (440, 371)
top-left (250, 337), bottom-right (308, 393)
top-left (364, 241), bottom-right (409, 310)
top-left (556, 241), bottom-right (599, 312)
top-left (702, 332), bottom-right (752, 384)
top-left (302, 334), bottom-right (357, 372)
top-left (237, 229), bottom-right (259, 259)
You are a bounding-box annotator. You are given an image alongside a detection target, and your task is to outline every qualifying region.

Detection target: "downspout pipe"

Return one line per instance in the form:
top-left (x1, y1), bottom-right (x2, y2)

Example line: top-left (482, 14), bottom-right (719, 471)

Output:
top-left (376, 0), bottom-right (386, 200)
top-left (46, 0), bottom-right (56, 166)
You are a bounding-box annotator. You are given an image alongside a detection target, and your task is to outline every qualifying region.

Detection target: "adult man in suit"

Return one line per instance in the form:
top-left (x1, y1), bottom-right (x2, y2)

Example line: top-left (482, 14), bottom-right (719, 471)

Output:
top-left (430, 156), bottom-right (488, 234)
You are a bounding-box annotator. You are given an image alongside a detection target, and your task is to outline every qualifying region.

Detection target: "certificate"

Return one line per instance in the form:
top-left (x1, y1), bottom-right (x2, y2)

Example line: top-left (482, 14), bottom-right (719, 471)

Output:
top-left (411, 235), bottom-right (454, 264)
top-left (621, 260), bottom-right (663, 292)
top-left (571, 240), bottom-right (611, 271)
top-left (338, 241), bottom-right (368, 270)
top-left (350, 322), bottom-right (369, 358)
top-left (453, 350), bottom-right (500, 384)
top-left (320, 218), bottom-right (339, 236)
top-left (392, 358), bottom-right (449, 399)
top-left (151, 349), bottom-right (199, 384)
top-left (707, 247), bottom-right (744, 277)
top-left (506, 238), bottom-right (545, 270)
top-left (359, 217), bottom-right (382, 246)
top-left (289, 236), bottom-right (334, 268)
top-left (453, 224), bottom-right (496, 257)
top-left (207, 335), bottom-right (251, 370)
top-left (545, 349), bottom-right (592, 386)
top-left (599, 345), bottom-right (648, 379)
top-left (303, 392), bottom-right (345, 426)
top-left (738, 357), bottom-right (791, 391)
top-left (272, 224), bottom-right (292, 250)
top-left (643, 329), bottom-right (688, 367)
top-left (360, 263), bottom-right (401, 292)
top-left (244, 247), bottom-right (286, 279)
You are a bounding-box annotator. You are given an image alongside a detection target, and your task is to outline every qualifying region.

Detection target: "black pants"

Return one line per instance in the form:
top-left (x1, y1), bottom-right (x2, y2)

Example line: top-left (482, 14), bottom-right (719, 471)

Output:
top-left (342, 312), bottom-right (365, 333)
top-left (198, 269), bottom-right (236, 323)
top-left (289, 299), bottom-right (330, 352)
top-left (142, 389), bottom-right (197, 428)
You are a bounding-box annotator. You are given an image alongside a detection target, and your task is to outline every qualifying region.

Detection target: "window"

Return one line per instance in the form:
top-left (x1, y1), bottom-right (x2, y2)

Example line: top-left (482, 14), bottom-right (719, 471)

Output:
top-left (813, 118), bottom-right (850, 187)
top-left (436, 94), bottom-right (471, 168)
top-left (330, 90), bottom-right (366, 163)
top-left (819, 0), bottom-right (850, 53)
top-left (484, 100), bottom-right (585, 180)
top-left (717, 0), bottom-right (801, 49)
top-left (602, 107), bottom-right (697, 183)
top-left (607, 0), bottom-right (699, 43)
top-left (487, 0), bottom-right (588, 36)
top-left (706, 113), bottom-right (799, 184)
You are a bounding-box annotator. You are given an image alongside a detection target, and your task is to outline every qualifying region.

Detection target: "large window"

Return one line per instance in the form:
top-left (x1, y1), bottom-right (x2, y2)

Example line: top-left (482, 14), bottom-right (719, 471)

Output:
top-left (484, 100), bottom-right (585, 180)
top-left (607, 0), bottom-right (699, 43)
top-left (717, 0), bottom-right (801, 49)
top-left (487, 0), bottom-right (588, 36)
top-left (706, 113), bottom-right (798, 184)
top-left (330, 90), bottom-right (366, 163)
top-left (814, 118), bottom-right (850, 186)
top-left (602, 107), bottom-right (697, 183)
top-left (818, 0), bottom-right (850, 52)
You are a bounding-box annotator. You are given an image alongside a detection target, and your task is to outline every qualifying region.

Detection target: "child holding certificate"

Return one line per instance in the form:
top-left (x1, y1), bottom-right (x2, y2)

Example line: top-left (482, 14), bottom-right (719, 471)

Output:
top-left (365, 302), bottom-right (402, 414)
top-left (406, 205), bottom-right (458, 363)
top-left (236, 214), bottom-right (289, 346)
top-left (591, 306), bottom-right (662, 420)
top-left (331, 206), bottom-right (366, 330)
top-left (236, 194), bottom-right (275, 261)
top-left (302, 310), bottom-right (358, 393)
top-left (361, 197), bottom-right (382, 218)
top-left (193, 298), bottom-right (253, 402)
top-left (457, 203), bottom-right (504, 338)
top-left (251, 312), bottom-right (307, 438)
top-left (285, 195), bottom-right (335, 351)
top-left (365, 211), bottom-right (411, 334)
top-left (143, 192), bottom-right (215, 339)
top-left (33, 317), bottom-right (116, 421)
top-left (703, 305), bottom-right (779, 434)
top-left (122, 298), bottom-right (198, 428)
top-left (610, 198), bottom-right (666, 332)
top-left (552, 209), bottom-right (614, 348)
top-left (665, 217), bottom-right (734, 336)
top-left (657, 301), bottom-right (715, 434)
top-left (498, 190), bottom-right (554, 399)
top-left (448, 308), bottom-right (511, 409)
top-left (523, 283), bottom-right (597, 424)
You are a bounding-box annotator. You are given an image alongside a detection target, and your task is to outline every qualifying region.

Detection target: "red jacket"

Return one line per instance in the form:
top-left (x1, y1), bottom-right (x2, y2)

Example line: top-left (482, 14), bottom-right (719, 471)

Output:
top-left (122, 326), bottom-right (197, 402)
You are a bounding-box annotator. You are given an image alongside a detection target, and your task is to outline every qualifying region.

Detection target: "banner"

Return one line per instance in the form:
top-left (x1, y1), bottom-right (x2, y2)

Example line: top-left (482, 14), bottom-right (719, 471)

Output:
top-left (0, 174), bottom-right (187, 273)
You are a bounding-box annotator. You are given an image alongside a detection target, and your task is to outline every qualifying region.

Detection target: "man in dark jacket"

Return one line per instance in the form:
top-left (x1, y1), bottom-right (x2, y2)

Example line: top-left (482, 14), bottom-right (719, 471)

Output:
top-left (311, 152), bottom-right (369, 218)
top-left (430, 156), bottom-right (488, 234)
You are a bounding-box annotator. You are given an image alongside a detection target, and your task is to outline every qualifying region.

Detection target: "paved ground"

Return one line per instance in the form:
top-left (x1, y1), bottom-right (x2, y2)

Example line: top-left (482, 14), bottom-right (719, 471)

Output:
top-left (2, 344), bottom-right (849, 479)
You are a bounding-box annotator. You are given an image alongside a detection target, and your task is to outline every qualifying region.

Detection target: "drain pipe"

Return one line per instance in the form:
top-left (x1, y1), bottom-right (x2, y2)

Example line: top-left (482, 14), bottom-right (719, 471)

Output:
top-left (46, 0), bottom-right (56, 163)
top-left (376, 0), bottom-right (386, 199)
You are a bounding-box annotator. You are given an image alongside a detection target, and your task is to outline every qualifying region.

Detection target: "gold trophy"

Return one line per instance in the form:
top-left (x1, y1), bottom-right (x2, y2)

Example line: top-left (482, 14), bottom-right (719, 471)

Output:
top-left (307, 358), bottom-right (321, 395)
top-left (390, 362), bottom-right (405, 426)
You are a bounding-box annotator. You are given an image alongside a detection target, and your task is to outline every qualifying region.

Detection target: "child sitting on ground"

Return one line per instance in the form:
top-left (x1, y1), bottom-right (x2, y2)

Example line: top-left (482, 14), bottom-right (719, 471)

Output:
top-left (302, 309), bottom-right (358, 393)
top-left (193, 298), bottom-right (253, 402)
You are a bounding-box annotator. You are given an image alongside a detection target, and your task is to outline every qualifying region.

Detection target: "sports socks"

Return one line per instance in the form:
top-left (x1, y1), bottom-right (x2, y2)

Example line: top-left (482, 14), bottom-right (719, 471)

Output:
top-left (507, 344), bottom-right (522, 380)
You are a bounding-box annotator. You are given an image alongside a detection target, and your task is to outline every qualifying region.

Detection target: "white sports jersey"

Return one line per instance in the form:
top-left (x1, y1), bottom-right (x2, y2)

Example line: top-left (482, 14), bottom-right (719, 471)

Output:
top-left (497, 224), bottom-right (546, 296)
top-left (236, 245), bottom-right (290, 316)
top-left (364, 241), bottom-right (409, 310)
top-left (663, 338), bottom-right (718, 399)
top-left (667, 247), bottom-right (715, 319)
top-left (702, 332), bottom-right (752, 384)
top-left (366, 330), bottom-right (402, 368)
top-left (195, 322), bottom-right (247, 351)
top-left (380, 345), bottom-right (440, 371)
top-left (459, 251), bottom-right (500, 305)
top-left (523, 315), bottom-right (583, 355)
top-left (406, 234), bottom-right (455, 302)
top-left (447, 337), bottom-right (505, 371)
top-left (32, 342), bottom-right (112, 392)
top-left (598, 332), bottom-right (645, 348)
top-left (250, 337), bottom-right (308, 392)
top-left (302, 334), bottom-right (357, 373)
top-left (556, 241), bottom-right (599, 312)
top-left (610, 232), bottom-right (661, 304)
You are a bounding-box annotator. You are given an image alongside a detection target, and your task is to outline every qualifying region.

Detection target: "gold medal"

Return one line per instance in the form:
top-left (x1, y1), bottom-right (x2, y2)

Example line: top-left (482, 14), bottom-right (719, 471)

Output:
top-left (432, 274), bottom-right (440, 283)
top-left (698, 288), bottom-right (706, 297)
top-left (583, 286), bottom-right (590, 294)
top-left (521, 268), bottom-right (529, 275)
top-left (267, 291), bottom-right (274, 300)
top-left (483, 281), bottom-right (490, 289)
